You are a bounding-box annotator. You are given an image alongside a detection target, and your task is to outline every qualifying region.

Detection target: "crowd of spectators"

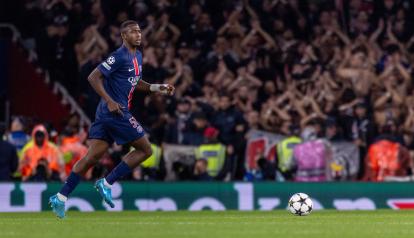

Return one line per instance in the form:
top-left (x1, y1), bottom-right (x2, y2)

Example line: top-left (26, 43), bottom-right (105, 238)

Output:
top-left (3, 0), bottom-right (414, 182)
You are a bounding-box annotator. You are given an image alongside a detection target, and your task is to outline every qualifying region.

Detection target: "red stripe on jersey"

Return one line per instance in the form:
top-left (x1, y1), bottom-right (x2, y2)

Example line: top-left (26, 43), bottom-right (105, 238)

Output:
top-left (133, 57), bottom-right (139, 76)
top-left (128, 57), bottom-right (140, 110)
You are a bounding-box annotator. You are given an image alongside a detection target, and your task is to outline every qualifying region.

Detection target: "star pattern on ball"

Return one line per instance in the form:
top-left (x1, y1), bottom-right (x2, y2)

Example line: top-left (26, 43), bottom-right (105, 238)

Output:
top-left (288, 193), bottom-right (313, 216)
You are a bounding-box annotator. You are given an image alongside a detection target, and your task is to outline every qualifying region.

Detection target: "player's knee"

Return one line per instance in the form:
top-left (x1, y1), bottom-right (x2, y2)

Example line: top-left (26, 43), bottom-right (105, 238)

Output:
top-left (143, 146), bottom-right (153, 159)
top-left (131, 138), bottom-right (153, 159)
top-left (135, 144), bottom-right (152, 159)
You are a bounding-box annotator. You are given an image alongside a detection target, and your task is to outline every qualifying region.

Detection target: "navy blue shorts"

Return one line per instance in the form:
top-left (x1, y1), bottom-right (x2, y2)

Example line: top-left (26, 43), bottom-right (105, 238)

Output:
top-left (88, 112), bottom-right (145, 145)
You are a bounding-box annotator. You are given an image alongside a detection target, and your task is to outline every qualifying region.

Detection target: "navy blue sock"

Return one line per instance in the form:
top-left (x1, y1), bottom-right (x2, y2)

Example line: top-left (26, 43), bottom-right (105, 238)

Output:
top-left (59, 172), bottom-right (81, 197)
top-left (105, 161), bottom-right (132, 185)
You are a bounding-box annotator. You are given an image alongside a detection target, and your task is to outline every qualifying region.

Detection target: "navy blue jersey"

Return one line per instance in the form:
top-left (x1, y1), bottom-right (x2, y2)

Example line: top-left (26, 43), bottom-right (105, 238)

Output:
top-left (96, 45), bottom-right (142, 117)
top-left (88, 45), bottom-right (146, 145)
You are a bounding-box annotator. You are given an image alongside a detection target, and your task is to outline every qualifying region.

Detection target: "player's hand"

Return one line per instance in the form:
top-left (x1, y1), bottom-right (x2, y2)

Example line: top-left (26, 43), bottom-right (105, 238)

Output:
top-left (159, 84), bottom-right (175, 96)
top-left (107, 100), bottom-right (124, 116)
top-left (150, 84), bottom-right (175, 95)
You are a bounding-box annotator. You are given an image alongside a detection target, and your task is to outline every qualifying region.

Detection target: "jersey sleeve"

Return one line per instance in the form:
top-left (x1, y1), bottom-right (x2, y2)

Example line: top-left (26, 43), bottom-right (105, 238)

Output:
top-left (98, 52), bottom-right (123, 77)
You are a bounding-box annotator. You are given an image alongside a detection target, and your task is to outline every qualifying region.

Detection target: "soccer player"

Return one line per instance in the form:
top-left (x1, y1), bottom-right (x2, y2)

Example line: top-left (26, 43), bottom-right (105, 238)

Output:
top-left (49, 20), bottom-right (174, 218)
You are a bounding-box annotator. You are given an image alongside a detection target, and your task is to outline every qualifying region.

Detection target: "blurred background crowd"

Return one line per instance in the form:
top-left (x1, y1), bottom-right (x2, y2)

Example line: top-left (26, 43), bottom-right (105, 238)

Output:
top-left (2, 0), bottom-right (414, 182)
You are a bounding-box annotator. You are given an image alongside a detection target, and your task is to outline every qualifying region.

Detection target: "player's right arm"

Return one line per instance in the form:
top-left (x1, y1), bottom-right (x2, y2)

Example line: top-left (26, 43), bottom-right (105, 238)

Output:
top-left (87, 68), bottom-right (123, 115)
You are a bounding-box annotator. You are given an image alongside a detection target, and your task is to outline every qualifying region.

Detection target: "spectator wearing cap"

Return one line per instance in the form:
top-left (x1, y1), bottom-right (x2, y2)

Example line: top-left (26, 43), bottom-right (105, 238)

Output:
top-left (20, 125), bottom-right (65, 181)
top-left (0, 123), bottom-right (19, 181)
top-left (195, 126), bottom-right (231, 180)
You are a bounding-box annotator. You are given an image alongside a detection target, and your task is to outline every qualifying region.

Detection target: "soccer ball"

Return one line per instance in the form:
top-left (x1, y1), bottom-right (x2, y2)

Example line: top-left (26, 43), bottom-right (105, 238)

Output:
top-left (288, 193), bottom-right (313, 216)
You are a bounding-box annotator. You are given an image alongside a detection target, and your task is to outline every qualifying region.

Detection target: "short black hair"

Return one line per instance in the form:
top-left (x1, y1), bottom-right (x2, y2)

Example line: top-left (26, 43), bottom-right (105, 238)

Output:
top-left (120, 20), bottom-right (139, 30)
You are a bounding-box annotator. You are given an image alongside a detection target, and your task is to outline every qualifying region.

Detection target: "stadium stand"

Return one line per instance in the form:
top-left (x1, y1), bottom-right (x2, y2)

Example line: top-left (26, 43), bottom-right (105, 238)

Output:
top-left (2, 0), bottom-right (414, 182)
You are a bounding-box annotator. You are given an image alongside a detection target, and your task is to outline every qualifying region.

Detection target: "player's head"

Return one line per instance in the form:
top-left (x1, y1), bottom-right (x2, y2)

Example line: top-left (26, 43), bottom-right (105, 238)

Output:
top-left (120, 20), bottom-right (141, 47)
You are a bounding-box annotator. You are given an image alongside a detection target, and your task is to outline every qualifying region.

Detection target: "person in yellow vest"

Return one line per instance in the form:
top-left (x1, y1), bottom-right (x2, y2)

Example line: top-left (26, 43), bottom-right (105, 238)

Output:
top-left (276, 124), bottom-right (302, 180)
top-left (131, 142), bottom-right (165, 180)
top-left (194, 126), bottom-right (229, 180)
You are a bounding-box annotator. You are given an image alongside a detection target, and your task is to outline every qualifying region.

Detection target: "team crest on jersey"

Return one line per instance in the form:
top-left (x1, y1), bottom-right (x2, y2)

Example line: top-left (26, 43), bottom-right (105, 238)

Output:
top-left (128, 76), bottom-right (139, 86)
top-left (107, 56), bottom-right (115, 65)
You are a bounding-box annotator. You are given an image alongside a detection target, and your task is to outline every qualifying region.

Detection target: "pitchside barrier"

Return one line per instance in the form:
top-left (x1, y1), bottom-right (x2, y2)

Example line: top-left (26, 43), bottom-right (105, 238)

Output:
top-left (1, 182), bottom-right (414, 212)
top-left (163, 130), bottom-right (360, 181)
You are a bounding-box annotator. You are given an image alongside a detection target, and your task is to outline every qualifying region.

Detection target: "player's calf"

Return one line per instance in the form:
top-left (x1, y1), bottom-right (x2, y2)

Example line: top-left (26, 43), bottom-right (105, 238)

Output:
top-left (72, 152), bottom-right (103, 175)
top-left (124, 146), bottom-right (152, 168)
top-left (100, 136), bottom-right (152, 189)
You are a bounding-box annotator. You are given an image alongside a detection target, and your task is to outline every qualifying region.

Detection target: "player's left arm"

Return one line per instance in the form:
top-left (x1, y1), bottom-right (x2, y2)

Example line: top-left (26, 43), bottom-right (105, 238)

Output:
top-left (136, 80), bottom-right (175, 96)
top-left (135, 52), bottom-right (174, 95)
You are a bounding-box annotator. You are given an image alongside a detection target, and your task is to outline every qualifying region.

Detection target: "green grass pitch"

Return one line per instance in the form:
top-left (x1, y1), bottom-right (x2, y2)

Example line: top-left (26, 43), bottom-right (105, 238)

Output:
top-left (1, 210), bottom-right (414, 238)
